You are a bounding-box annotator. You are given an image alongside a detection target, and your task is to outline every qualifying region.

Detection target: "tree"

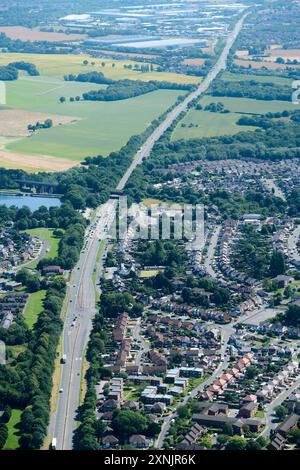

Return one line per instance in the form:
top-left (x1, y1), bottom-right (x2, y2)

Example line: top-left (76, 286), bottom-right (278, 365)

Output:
top-left (112, 410), bottom-right (148, 440)
top-left (285, 304), bottom-right (300, 326)
top-left (59, 96), bottom-right (66, 103)
top-left (94, 419), bottom-right (106, 441)
top-left (270, 251), bottom-right (286, 277)
top-left (226, 436), bottom-right (247, 450)
top-left (0, 424), bottom-right (8, 449)
top-left (245, 365), bottom-right (258, 380)
top-left (222, 422), bottom-right (233, 436)
top-left (1, 405), bottom-right (12, 424)
top-left (177, 405), bottom-right (190, 419)
top-left (200, 435), bottom-right (212, 448)
top-left (275, 405), bottom-right (288, 420)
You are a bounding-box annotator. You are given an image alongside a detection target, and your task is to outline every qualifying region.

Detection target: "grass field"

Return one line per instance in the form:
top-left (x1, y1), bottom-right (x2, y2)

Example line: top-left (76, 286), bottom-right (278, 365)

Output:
top-left (221, 71), bottom-right (293, 85)
top-left (0, 53), bottom-right (200, 84)
top-left (23, 289), bottom-right (46, 329)
top-left (172, 95), bottom-right (297, 141)
top-left (1, 76), bottom-right (184, 169)
top-left (25, 228), bottom-right (60, 267)
top-left (4, 409), bottom-right (22, 450)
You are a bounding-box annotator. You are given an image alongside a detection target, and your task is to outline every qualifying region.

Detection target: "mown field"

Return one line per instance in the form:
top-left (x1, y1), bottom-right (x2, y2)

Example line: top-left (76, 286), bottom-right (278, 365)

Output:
top-left (172, 95), bottom-right (297, 141)
top-left (3, 409), bottom-right (22, 450)
top-left (23, 289), bottom-right (46, 329)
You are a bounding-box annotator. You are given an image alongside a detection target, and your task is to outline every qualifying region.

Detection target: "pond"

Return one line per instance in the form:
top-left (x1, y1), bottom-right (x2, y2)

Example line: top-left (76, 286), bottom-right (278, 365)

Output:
top-left (0, 194), bottom-right (61, 210)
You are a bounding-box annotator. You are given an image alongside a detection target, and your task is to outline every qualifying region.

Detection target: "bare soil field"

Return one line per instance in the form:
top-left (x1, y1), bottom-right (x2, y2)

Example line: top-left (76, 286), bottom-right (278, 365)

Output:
top-left (182, 58), bottom-right (205, 67)
top-left (0, 149), bottom-right (78, 172)
top-left (268, 48), bottom-right (300, 61)
top-left (235, 50), bottom-right (249, 58)
top-left (0, 26), bottom-right (86, 42)
top-left (0, 109), bottom-right (80, 137)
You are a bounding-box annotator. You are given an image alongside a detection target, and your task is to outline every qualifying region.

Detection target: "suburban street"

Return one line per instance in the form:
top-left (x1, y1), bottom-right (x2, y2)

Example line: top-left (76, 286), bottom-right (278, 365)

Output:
top-left (288, 224), bottom-right (300, 262)
top-left (49, 13), bottom-right (248, 450)
top-left (203, 225), bottom-right (221, 278)
top-left (155, 323), bottom-right (234, 448)
top-left (261, 374), bottom-right (300, 438)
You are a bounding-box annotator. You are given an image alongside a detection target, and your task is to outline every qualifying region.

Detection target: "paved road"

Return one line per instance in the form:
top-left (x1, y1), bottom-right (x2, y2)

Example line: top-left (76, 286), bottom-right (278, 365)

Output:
top-left (132, 319), bottom-right (150, 372)
top-left (155, 324), bottom-right (234, 448)
top-left (49, 202), bottom-right (116, 450)
top-left (264, 178), bottom-right (286, 201)
top-left (203, 225), bottom-right (221, 278)
top-left (261, 374), bottom-right (300, 438)
top-left (50, 12), bottom-right (248, 450)
top-left (287, 224), bottom-right (300, 262)
top-left (117, 14), bottom-right (248, 192)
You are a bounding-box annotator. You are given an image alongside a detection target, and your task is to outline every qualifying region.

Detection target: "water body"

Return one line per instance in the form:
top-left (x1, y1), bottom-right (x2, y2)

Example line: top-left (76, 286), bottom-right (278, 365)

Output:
top-left (0, 194), bottom-right (61, 210)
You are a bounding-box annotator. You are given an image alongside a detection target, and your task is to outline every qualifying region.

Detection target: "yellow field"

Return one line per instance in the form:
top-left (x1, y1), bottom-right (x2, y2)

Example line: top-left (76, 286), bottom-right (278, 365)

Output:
top-left (139, 269), bottom-right (161, 278)
top-left (0, 53), bottom-right (200, 84)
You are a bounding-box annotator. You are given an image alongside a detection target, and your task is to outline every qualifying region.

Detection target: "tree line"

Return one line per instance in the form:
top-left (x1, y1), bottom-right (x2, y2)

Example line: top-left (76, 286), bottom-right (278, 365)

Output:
top-left (210, 79), bottom-right (292, 101)
top-left (0, 61), bottom-right (39, 80)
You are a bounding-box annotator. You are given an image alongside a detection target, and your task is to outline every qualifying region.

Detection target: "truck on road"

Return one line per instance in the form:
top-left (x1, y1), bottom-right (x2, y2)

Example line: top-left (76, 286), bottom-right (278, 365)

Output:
top-left (51, 437), bottom-right (57, 450)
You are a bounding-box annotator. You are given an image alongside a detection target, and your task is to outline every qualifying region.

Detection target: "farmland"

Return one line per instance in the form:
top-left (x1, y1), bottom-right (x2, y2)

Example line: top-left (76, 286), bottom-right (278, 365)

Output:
top-left (0, 26), bottom-right (87, 42)
top-left (172, 95), bottom-right (297, 141)
top-left (3, 79), bottom-right (183, 165)
top-left (233, 58), bottom-right (300, 70)
top-left (0, 52), bottom-right (197, 171)
top-left (221, 71), bottom-right (293, 86)
top-left (0, 53), bottom-right (200, 84)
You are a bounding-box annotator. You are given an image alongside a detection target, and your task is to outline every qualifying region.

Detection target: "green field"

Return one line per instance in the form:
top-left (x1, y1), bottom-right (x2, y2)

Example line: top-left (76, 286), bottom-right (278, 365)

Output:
top-left (25, 228), bottom-right (60, 268)
top-left (221, 71), bottom-right (293, 85)
top-left (23, 289), bottom-right (46, 329)
top-left (172, 95), bottom-right (297, 140)
top-left (4, 76), bottom-right (184, 163)
top-left (4, 409), bottom-right (22, 450)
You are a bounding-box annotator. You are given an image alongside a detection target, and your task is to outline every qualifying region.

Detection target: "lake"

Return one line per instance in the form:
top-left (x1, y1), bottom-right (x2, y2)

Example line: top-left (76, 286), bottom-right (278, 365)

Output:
top-left (0, 194), bottom-right (61, 210)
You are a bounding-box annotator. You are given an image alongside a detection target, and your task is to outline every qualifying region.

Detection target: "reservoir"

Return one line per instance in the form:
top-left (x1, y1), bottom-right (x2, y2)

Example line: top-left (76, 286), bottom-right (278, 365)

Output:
top-left (0, 194), bottom-right (61, 210)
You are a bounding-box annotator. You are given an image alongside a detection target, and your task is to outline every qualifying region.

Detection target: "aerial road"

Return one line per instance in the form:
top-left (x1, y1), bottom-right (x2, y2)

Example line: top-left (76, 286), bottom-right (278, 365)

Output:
top-left (49, 12), bottom-right (249, 450)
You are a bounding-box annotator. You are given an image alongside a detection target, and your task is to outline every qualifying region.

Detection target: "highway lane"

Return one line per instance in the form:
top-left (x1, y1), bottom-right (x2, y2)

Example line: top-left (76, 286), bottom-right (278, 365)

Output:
top-left (49, 202), bottom-right (115, 449)
top-left (50, 13), bottom-right (248, 450)
top-left (117, 13), bottom-right (249, 192)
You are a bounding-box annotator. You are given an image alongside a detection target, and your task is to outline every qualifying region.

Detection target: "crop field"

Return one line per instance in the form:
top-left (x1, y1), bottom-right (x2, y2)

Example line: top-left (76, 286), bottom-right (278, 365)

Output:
top-left (0, 53), bottom-right (200, 84)
top-left (3, 78), bottom-right (183, 164)
top-left (233, 58), bottom-right (300, 70)
top-left (172, 95), bottom-right (297, 141)
top-left (0, 72), bottom-right (185, 171)
top-left (221, 71), bottom-right (293, 85)
top-left (0, 26), bottom-right (87, 42)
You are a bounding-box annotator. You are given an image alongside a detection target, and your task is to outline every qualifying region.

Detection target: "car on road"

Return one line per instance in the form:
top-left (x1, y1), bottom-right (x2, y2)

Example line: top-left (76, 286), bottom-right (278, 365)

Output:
top-left (59, 388), bottom-right (64, 393)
